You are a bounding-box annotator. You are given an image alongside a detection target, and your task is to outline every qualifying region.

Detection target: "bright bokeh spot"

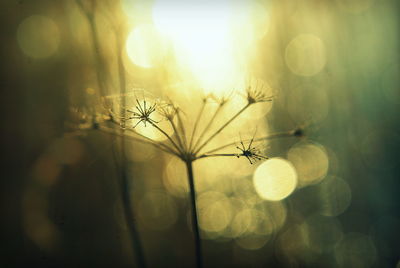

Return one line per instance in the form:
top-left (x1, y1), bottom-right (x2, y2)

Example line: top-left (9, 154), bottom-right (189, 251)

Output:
top-left (126, 24), bottom-right (165, 68)
top-left (253, 158), bottom-right (297, 201)
top-left (285, 34), bottom-right (326, 76)
top-left (17, 15), bottom-right (60, 59)
top-left (288, 142), bottom-right (329, 187)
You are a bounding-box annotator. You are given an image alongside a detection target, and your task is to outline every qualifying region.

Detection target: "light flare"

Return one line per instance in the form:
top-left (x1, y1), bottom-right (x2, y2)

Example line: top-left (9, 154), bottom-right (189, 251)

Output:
top-left (151, 0), bottom-right (269, 95)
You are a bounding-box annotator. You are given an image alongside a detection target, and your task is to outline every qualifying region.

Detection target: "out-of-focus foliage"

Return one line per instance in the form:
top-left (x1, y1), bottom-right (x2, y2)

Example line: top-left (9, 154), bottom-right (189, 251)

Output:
top-left (1, 0), bottom-right (399, 267)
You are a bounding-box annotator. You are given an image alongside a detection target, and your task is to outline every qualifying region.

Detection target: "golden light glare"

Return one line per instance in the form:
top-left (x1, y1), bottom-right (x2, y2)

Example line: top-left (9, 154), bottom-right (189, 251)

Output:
top-left (285, 34), bottom-right (326, 76)
top-left (151, 0), bottom-right (269, 95)
top-left (17, 15), bottom-right (60, 59)
top-left (126, 24), bottom-right (165, 68)
top-left (253, 158), bottom-right (297, 201)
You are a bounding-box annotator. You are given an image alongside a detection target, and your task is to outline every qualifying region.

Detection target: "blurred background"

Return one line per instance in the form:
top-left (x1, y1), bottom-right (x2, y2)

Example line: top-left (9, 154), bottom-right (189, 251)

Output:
top-left (1, 0), bottom-right (399, 267)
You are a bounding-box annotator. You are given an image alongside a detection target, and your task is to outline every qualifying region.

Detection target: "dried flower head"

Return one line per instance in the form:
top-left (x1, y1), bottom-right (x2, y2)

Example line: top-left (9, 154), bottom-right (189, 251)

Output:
top-left (158, 100), bottom-right (179, 121)
top-left (246, 85), bottom-right (274, 104)
top-left (236, 133), bottom-right (269, 164)
top-left (127, 99), bottom-right (158, 128)
top-left (244, 78), bottom-right (274, 104)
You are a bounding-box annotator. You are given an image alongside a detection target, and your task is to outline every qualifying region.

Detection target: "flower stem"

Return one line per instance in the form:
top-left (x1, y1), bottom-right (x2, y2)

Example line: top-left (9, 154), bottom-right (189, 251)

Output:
top-left (116, 30), bottom-right (147, 268)
top-left (192, 104), bottom-right (223, 152)
top-left (194, 103), bottom-right (251, 155)
top-left (150, 122), bottom-right (183, 155)
top-left (119, 165), bottom-right (147, 268)
top-left (176, 110), bottom-right (188, 151)
top-left (189, 101), bottom-right (206, 151)
top-left (168, 118), bottom-right (185, 153)
top-left (201, 130), bottom-right (298, 155)
top-left (196, 153), bottom-right (237, 159)
top-left (185, 160), bottom-right (202, 268)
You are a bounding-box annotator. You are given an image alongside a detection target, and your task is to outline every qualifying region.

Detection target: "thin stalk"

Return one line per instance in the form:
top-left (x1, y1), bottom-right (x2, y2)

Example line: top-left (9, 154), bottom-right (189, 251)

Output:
top-left (167, 118), bottom-right (185, 154)
top-left (116, 30), bottom-right (147, 268)
top-left (109, 117), bottom-right (180, 155)
top-left (98, 125), bottom-right (179, 156)
top-left (192, 104), bottom-right (223, 152)
top-left (189, 101), bottom-right (206, 151)
top-left (88, 18), bottom-right (107, 96)
top-left (76, 0), bottom-right (107, 97)
top-left (185, 161), bottom-right (202, 268)
top-left (200, 130), bottom-right (297, 156)
top-left (119, 159), bottom-right (147, 268)
top-left (194, 103), bottom-right (251, 155)
top-left (150, 122), bottom-right (183, 155)
top-left (196, 153), bottom-right (237, 159)
top-left (176, 110), bottom-right (188, 151)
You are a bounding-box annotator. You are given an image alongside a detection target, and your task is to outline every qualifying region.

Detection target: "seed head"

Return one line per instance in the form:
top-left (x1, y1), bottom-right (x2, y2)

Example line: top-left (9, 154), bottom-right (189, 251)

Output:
top-left (158, 100), bottom-right (178, 121)
top-left (246, 85), bottom-right (274, 104)
top-left (126, 99), bottom-right (158, 128)
top-left (236, 133), bottom-right (268, 164)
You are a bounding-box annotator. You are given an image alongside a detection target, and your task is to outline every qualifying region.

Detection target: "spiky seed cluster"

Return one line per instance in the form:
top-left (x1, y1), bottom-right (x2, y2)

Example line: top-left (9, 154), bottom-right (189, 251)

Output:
top-left (127, 99), bottom-right (158, 128)
top-left (236, 137), bottom-right (268, 164)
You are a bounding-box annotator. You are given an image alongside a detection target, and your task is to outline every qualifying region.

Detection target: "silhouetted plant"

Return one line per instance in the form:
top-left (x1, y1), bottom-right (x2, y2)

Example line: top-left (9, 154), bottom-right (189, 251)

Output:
top-left (70, 1), bottom-right (304, 268)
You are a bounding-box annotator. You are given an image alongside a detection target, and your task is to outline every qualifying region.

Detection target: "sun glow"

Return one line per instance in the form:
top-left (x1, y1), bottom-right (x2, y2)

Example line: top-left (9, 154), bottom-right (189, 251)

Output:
top-left (151, 0), bottom-right (268, 94)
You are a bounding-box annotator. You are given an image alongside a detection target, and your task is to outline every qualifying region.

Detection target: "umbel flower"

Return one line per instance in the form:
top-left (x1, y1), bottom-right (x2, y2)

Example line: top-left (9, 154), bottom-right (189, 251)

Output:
top-left (70, 84), bottom-right (303, 268)
top-left (71, 2), bottom-right (303, 267)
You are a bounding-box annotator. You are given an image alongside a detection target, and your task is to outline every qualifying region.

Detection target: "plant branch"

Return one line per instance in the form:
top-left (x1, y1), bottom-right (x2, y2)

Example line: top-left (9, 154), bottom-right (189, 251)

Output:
top-left (189, 101), bottom-right (206, 151)
top-left (150, 122), bottom-right (183, 155)
top-left (98, 125), bottom-right (180, 157)
top-left (116, 24), bottom-right (146, 268)
top-left (118, 150), bottom-right (147, 268)
top-left (167, 118), bottom-right (185, 154)
top-left (76, 0), bottom-right (108, 97)
top-left (200, 130), bottom-right (298, 156)
top-left (192, 104), bottom-right (223, 153)
top-left (185, 161), bottom-right (202, 268)
top-left (196, 153), bottom-right (238, 159)
top-left (194, 103), bottom-right (251, 155)
top-left (176, 110), bottom-right (188, 151)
